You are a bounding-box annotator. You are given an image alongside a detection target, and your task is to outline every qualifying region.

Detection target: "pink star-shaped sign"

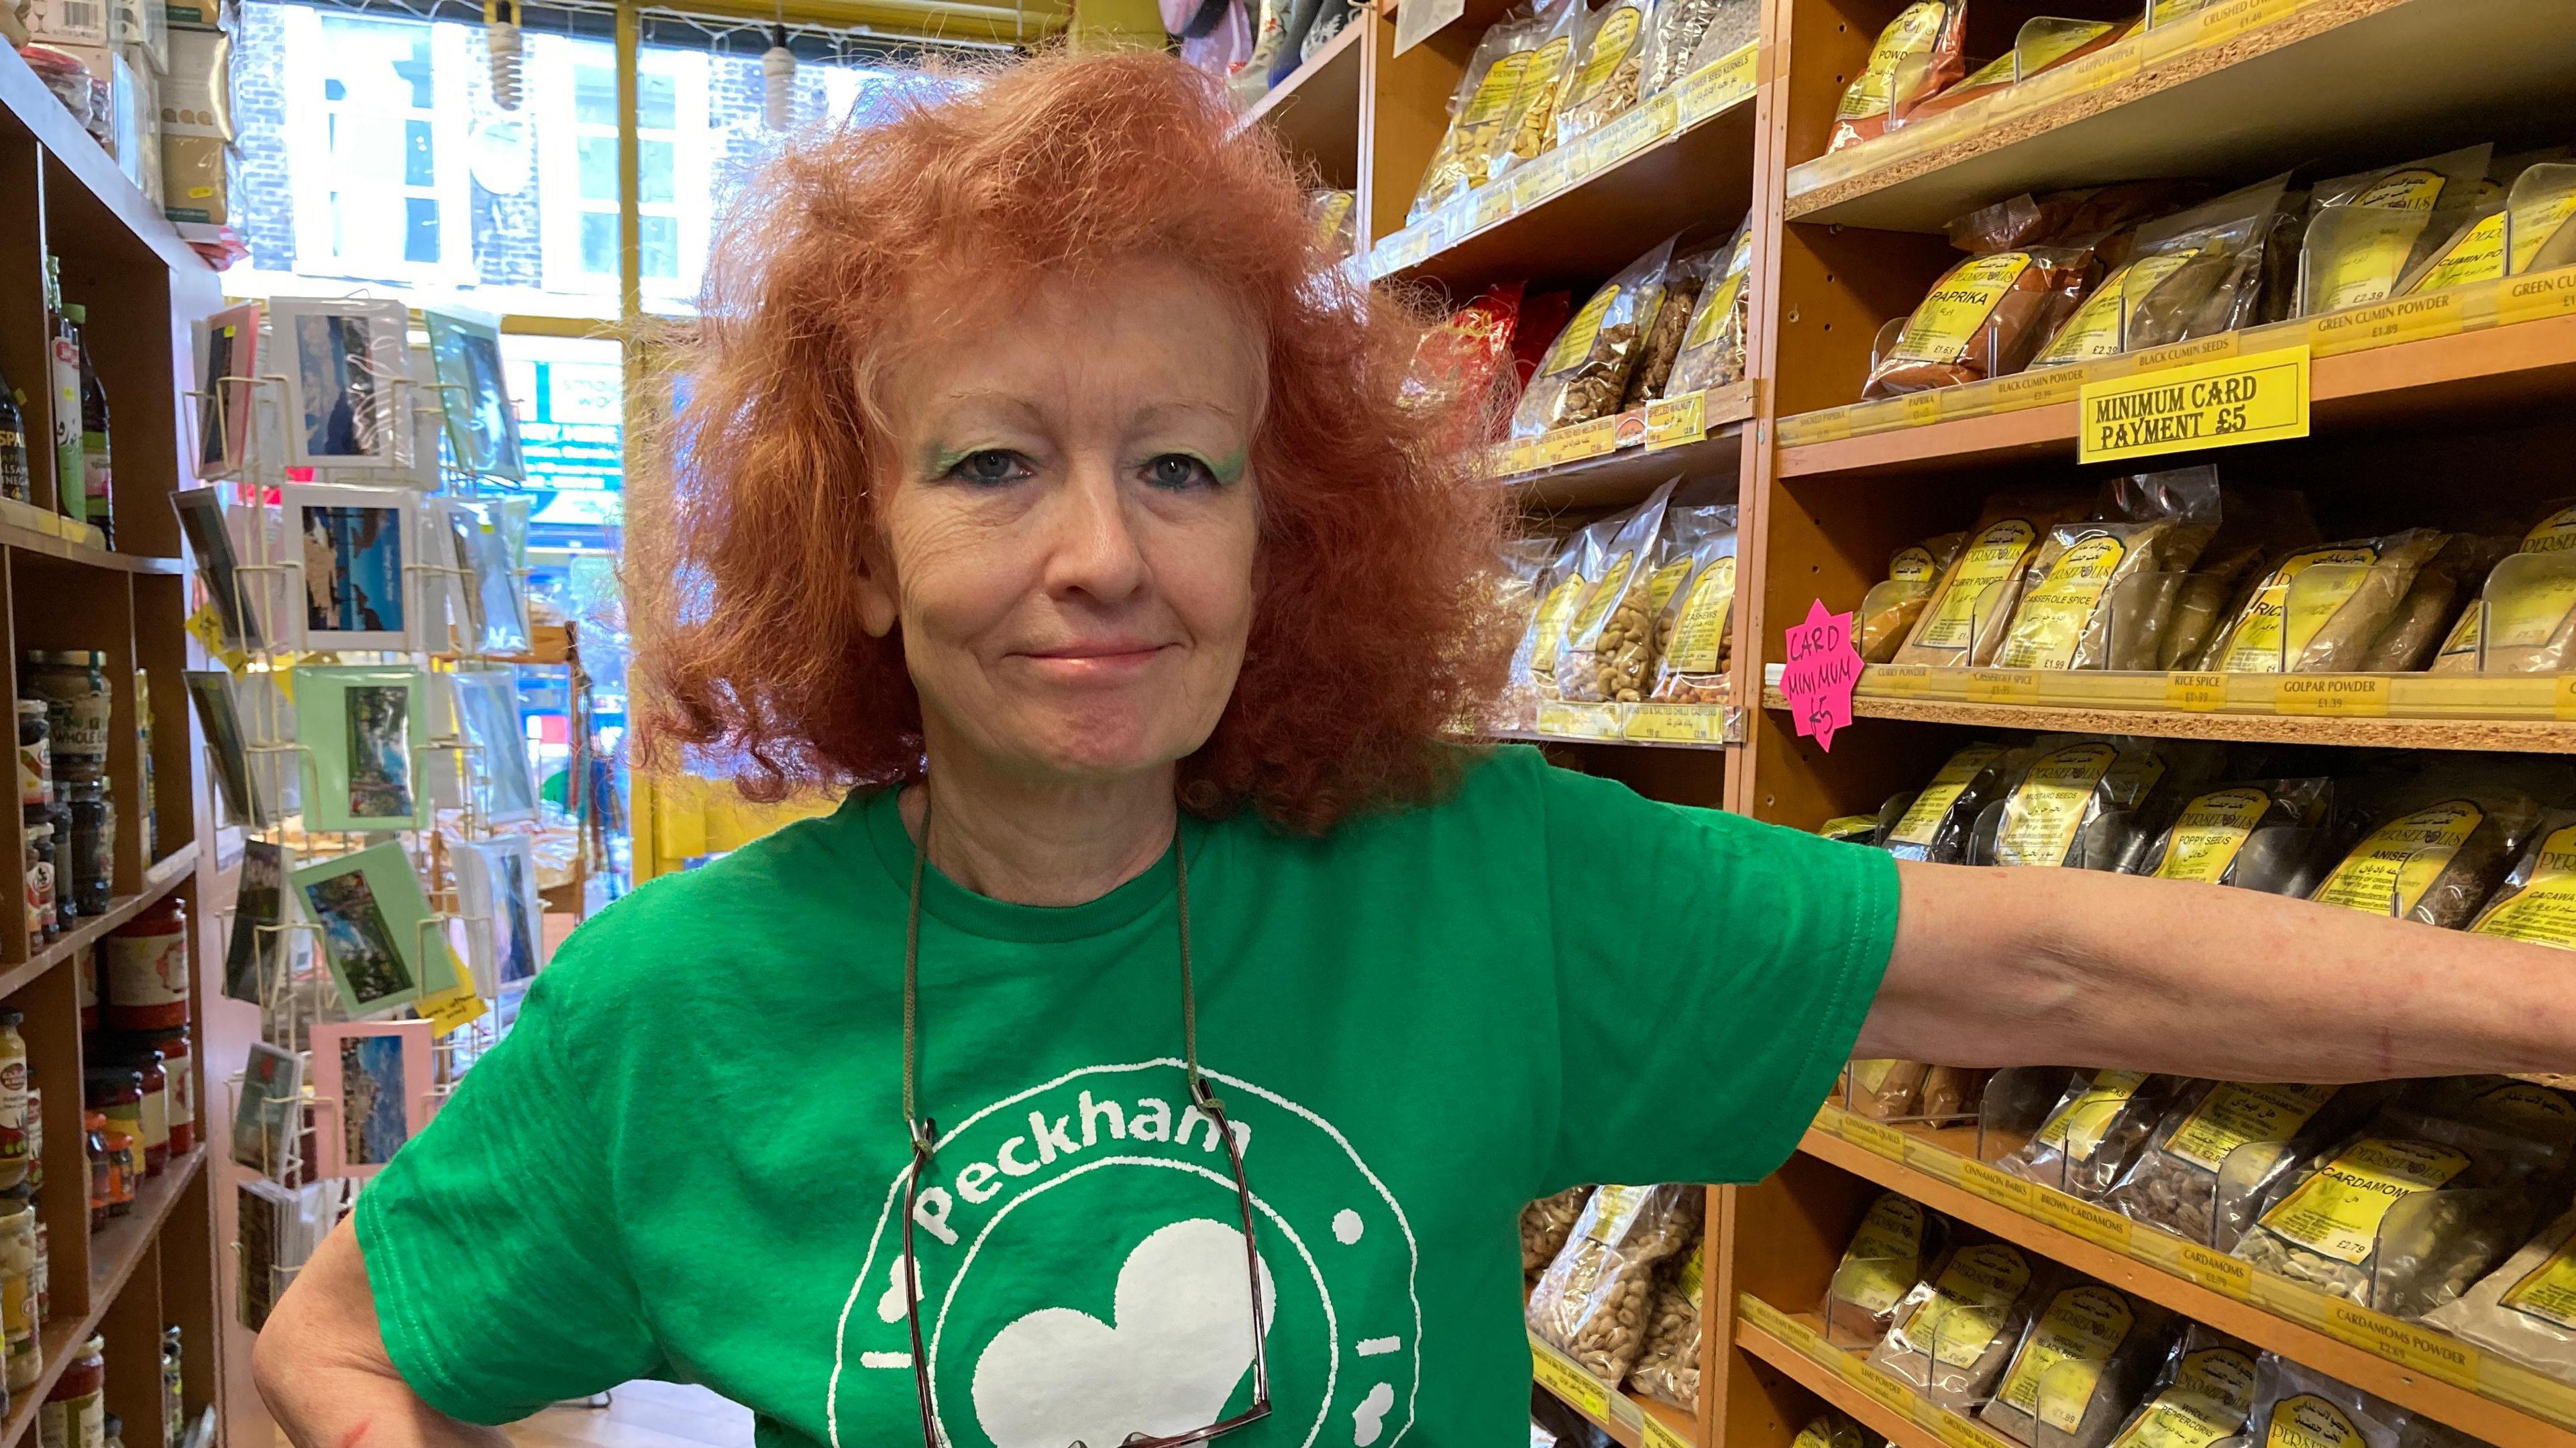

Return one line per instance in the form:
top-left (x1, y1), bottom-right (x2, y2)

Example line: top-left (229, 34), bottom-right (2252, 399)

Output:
top-left (1780, 598), bottom-right (1862, 752)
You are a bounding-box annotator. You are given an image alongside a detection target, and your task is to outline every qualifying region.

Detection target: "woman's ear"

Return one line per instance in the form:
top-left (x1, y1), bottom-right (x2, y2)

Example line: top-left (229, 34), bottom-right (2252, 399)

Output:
top-left (854, 553), bottom-right (899, 638)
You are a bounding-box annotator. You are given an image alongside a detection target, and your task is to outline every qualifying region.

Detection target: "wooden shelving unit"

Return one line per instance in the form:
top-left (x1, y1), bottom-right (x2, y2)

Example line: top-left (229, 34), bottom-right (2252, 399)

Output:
top-left (0, 40), bottom-right (229, 1448)
top-left (1249, 0), bottom-right (2576, 1439)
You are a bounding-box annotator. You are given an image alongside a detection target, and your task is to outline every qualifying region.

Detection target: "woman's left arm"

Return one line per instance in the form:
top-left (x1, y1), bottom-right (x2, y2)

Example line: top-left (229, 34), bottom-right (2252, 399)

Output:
top-left (1862, 860), bottom-right (2576, 1082)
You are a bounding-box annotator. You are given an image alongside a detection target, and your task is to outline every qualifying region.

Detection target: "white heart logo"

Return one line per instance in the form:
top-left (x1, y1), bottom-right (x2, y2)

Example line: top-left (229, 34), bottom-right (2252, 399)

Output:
top-left (970, 1218), bottom-right (1277, 1448)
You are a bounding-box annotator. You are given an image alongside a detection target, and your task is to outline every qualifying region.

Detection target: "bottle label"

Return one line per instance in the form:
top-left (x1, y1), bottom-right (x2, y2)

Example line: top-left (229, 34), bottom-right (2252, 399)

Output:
top-left (108, 930), bottom-right (190, 1009)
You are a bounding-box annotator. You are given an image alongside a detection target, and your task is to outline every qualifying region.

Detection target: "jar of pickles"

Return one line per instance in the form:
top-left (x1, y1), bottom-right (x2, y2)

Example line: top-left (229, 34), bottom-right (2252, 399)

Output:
top-left (22, 652), bottom-right (107, 787)
top-left (0, 1011), bottom-right (25, 1192)
top-left (39, 1334), bottom-right (101, 1448)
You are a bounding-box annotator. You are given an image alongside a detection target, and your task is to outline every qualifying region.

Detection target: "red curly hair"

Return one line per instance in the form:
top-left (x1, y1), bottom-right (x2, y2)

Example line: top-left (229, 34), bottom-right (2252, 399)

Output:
top-left (629, 49), bottom-right (1511, 832)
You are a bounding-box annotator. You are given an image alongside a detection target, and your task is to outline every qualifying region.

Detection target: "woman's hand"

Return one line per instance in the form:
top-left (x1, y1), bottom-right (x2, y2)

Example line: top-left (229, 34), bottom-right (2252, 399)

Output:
top-left (1862, 860), bottom-right (2576, 1080)
top-left (256, 1217), bottom-right (511, 1448)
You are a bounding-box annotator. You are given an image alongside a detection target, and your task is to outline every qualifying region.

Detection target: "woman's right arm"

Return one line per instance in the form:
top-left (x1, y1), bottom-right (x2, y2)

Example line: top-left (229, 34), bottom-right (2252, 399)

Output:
top-left (254, 1218), bottom-right (511, 1448)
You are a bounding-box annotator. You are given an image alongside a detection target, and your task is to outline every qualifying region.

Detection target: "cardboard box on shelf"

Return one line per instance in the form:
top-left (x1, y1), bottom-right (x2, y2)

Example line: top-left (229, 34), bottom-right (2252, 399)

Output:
top-left (159, 23), bottom-right (227, 138)
top-left (111, 0), bottom-right (164, 72)
top-left (156, 0), bottom-right (219, 27)
top-left (159, 132), bottom-right (231, 223)
top-left (23, 0), bottom-right (103, 44)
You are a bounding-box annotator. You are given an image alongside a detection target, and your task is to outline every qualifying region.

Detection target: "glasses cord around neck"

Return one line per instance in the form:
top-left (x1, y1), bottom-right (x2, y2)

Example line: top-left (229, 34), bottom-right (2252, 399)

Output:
top-left (902, 794), bottom-right (1212, 1153)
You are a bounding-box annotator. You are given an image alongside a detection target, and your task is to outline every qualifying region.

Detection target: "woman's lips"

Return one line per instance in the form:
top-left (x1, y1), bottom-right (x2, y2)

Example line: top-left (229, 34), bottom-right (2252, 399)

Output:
top-left (1014, 643), bottom-right (1177, 681)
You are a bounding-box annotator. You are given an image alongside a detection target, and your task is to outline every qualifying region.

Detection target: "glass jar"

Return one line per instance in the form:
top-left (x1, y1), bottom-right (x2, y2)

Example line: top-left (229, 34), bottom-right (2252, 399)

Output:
top-left (0, 1192), bottom-right (40, 1392)
top-left (80, 1112), bottom-right (103, 1231)
top-left (125, 1027), bottom-right (186, 1156)
top-left (19, 824), bottom-right (46, 948)
top-left (16, 700), bottom-right (49, 818)
top-left (99, 1414), bottom-right (119, 1448)
top-left (46, 799), bottom-right (69, 931)
top-left (0, 1011), bottom-right (23, 1192)
top-left (82, 1071), bottom-right (138, 1194)
top-left (116, 1051), bottom-right (164, 1177)
top-left (32, 1222), bottom-right (47, 1326)
top-left (104, 897), bottom-right (187, 1031)
top-left (72, 943), bottom-right (93, 1029)
top-left (27, 1085), bottom-right (43, 1192)
top-left (64, 779), bottom-right (108, 917)
top-left (99, 1133), bottom-right (133, 1217)
top-left (158, 1327), bottom-right (180, 1447)
top-left (39, 1334), bottom-right (101, 1448)
top-left (21, 653), bottom-right (106, 788)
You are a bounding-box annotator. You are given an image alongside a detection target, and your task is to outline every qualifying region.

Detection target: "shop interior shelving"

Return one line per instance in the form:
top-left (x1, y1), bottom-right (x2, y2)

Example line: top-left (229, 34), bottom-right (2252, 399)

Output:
top-left (1, 44), bottom-right (228, 1448)
top-left (1246, 0), bottom-right (2576, 1443)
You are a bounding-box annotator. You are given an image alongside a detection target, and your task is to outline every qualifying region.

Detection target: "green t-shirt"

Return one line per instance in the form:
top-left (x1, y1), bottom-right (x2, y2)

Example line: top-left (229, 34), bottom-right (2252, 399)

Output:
top-left (358, 746), bottom-right (1896, 1447)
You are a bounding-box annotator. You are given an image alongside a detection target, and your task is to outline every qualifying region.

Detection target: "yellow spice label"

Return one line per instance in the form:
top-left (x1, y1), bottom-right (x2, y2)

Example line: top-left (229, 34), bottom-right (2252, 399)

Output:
top-left (1568, 553), bottom-right (1636, 640)
top-left (1835, 1194), bottom-right (1927, 1317)
top-left (2312, 800), bottom-right (2484, 917)
top-left (1919, 520), bottom-right (2039, 651)
top-left (2438, 505), bottom-right (2576, 663)
top-left (1838, 1), bottom-right (1948, 121)
top-left (1462, 50), bottom-right (1533, 125)
top-left (2165, 1082), bottom-right (2338, 1172)
top-left (1546, 284), bottom-right (1619, 376)
top-left (2471, 822), bottom-right (2576, 948)
top-left (1890, 545), bottom-right (1941, 586)
top-left (1888, 743), bottom-right (2006, 847)
top-left (2154, 787), bottom-right (2273, 883)
top-left (1685, 274), bottom-right (1741, 352)
top-left (1911, 1243), bottom-right (2033, 1368)
top-left (2265, 1395), bottom-right (2367, 1448)
top-left (2512, 184), bottom-right (2576, 271)
top-left (1572, 5), bottom-right (1643, 104)
top-left (2037, 252), bottom-right (2202, 363)
top-left (2414, 212), bottom-right (2505, 293)
top-left (1998, 1285), bottom-right (2135, 1429)
top-left (1998, 533), bottom-right (2131, 669)
top-left (2106, 1347), bottom-right (2260, 1448)
top-left (1664, 557), bottom-right (1736, 673)
top-left (2219, 545), bottom-right (2381, 672)
top-left (1996, 740), bottom-right (2118, 867)
top-left (2501, 1231), bottom-right (2576, 1330)
top-left (2260, 1137), bottom-right (2473, 1266)
top-left (1647, 557), bottom-right (1695, 613)
top-left (2037, 1070), bottom-right (2150, 1160)
top-left (1530, 573), bottom-right (1587, 682)
top-left (1890, 254), bottom-right (2037, 368)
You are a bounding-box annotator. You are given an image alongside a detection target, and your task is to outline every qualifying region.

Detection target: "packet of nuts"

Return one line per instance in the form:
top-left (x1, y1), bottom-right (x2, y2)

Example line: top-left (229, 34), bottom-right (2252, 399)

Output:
top-left (1527, 1183), bottom-right (1704, 1386)
top-left (1646, 506), bottom-right (1741, 706)
top-left (1521, 1185), bottom-right (1594, 1280)
top-left (1511, 236), bottom-right (1680, 437)
top-left (1555, 481), bottom-right (1681, 704)
top-left (1628, 1239), bottom-right (1704, 1410)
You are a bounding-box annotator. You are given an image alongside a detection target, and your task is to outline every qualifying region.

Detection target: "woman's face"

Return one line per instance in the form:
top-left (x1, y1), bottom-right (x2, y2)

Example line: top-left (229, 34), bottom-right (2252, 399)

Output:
top-left (862, 259), bottom-right (1265, 788)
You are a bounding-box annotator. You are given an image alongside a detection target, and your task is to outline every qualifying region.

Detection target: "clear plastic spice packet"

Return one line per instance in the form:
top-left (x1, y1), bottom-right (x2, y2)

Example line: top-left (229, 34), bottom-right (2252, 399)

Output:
top-left (2106, 1081), bottom-right (2361, 1249)
top-left (2033, 176), bottom-right (2292, 366)
top-left (1882, 742), bottom-right (2013, 865)
top-left (1995, 467), bottom-right (2221, 671)
top-left (1511, 236), bottom-right (1680, 435)
top-left (1827, 1), bottom-right (1963, 154)
top-left (1407, 21), bottom-right (1540, 223)
top-left (2095, 1326), bottom-right (2259, 1448)
top-left (1894, 492), bottom-right (2093, 667)
top-left (2308, 769), bottom-right (2553, 928)
top-left (1981, 1277), bottom-right (2172, 1448)
top-left (2000, 1071), bottom-right (2182, 1201)
top-left (2133, 778), bottom-right (2335, 897)
top-left (1825, 1191), bottom-right (1947, 1347)
top-left (1665, 217), bottom-right (1756, 397)
top-left (1868, 1238), bottom-right (2049, 1412)
top-left (2298, 144), bottom-right (2494, 315)
top-left (2206, 529), bottom-right (2449, 673)
top-left (2467, 809), bottom-right (2576, 950)
top-left (1553, 0), bottom-right (1660, 149)
top-left (1863, 247), bottom-right (2098, 397)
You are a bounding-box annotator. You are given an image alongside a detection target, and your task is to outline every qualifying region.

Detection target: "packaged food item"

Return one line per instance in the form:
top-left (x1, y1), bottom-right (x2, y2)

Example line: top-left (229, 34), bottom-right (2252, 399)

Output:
top-left (2106, 1081), bottom-right (2365, 1248)
top-left (1981, 1277), bottom-right (2171, 1448)
top-left (1529, 517), bottom-right (1622, 701)
top-left (1867, 1237), bottom-right (2048, 1411)
top-left (1527, 1183), bottom-right (1704, 1384)
top-left (2237, 1353), bottom-right (2465, 1448)
top-left (1988, 736), bottom-right (2214, 871)
top-left (1820, 816), bottom-right (1884, 844)
top-left (2207, 529), bottom-right (2448, 673)
top-left (2233, 1081), bottom-right (2575, 1318)
top-left (1407, 21), bottom-right (1540, 222)
top-left (1788, 1414), bottom-right (1875, 1448)
top-left (2000, 1071), bottom-right (2184, 1201)
top-left (1553, 0), bottom-right (1658, 149)
top-left (1513, 237), bottom-right (1680, 435)
top-left (1307, 188), bottom-right (1358, 263)
top-left (1859, 533), bottom-right (1967, 664)
top-left (1403, 282), bottom-right (1526, 451)
top-left (1644, 507), bottom-right (1739, 705)
top-left (2466, 809), bottom-right (2576, 949)
top-left (1862, 248), bottom-right (2098, 397)
top-left (2033, 177), bottom-right (2293, 366)
top-left (2133, 779), bottom-right (2336, 896)
top-left (1624, 241), bottom-right (1723, 409)
top-left (1825, 1191), bottom-right (1947, 1348)
top-left (1637, 0), bottom-right (1756, 97)
top-left (1909, 17), bottom-right (2129, 123)
top-left (1996, 467), bottom-right (2221, 671)
top-left (1556, 482), bottom-right (1682, 703)
top-left (2096, 1326), bottom-right (2259, 1448)
top-left (1664, 218), bottom-right (1756, 397)
top-left (1848, 1059), bottom-right (1932, 1120)
top-left (2308, 770), bottom-right (2550, 927)
top-left (2434, 502), bottom-right (2576, 675)
top-left (1492, 0), bottom-right (1587, 172)
top-left (1827, 1), bottom-right (1965, 154)
top-left (1923, 1067), bottom-right (1993, 1121)
top-left (2299, 144), bottom-right (2494, 315)
top-left (2424, 1203), bottom-right (2576, 1384)
top-left (1882, 741), bottom-right (2014, 864)
top-left (1495, 536), bottom-right (1562, 730)
top-left (1627, 1239), bottom-right (1701, 1409)
top-left (1948, 182), bottom-right (2208, 258)
top-left (1895, 493), bottom-right (2093, 667)
top-left (1522, 1185), bottom-right (1594, 1278)
top-left (2357, 535), bottom-right (2508, 673)
top-left (2508, 162), bottom-right (2576, 275)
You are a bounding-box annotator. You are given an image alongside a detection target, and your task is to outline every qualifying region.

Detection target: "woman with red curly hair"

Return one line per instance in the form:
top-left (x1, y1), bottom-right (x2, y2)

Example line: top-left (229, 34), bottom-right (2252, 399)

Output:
top-left (259, 48), bottom-right (2573, 1448)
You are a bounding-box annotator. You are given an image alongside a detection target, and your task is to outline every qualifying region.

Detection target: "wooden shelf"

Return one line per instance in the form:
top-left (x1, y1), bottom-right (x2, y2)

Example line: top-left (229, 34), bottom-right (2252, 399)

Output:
top-left (1241, 15), bottom-right (1366, 182)
top-left (1796, 1121), bottom-right (2576, 1448)
top-left (1388, 72), bottom-right (1760, 297)
top-left (0, 50), bottom-right (205, 277)
top-left (0, 844), bottom-right (201, 1005)
top-left (1511, 422), bottom-right (1748, 511)
top-left (0, 522), bottom-right (185, 577)
top-left (1785, 0), bottom-right (2576, 231)
top-left (1532, 1331), bottom-right (1698, 1448)
top-left (1777, 309), bottom-right (2576, 479)
top-left (1733, 1313), bottom-right (1960, 1448)
top-left (1758, 687), bottom-right (2576, 753)
top-left (0, 1150), bottom-right (205, 1448)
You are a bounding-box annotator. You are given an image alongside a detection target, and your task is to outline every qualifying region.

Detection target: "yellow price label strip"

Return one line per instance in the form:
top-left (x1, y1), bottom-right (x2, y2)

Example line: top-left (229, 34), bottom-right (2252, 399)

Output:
top-left (2322, 1302), bottom-right (2482, 1389)
top-left (2164, 672), bottom-right (2229, 712)
top-left (1645, 390), bottom-right (1707, 450)
top-left (2272, 675), bottom-right (2390, 717)
top-left (1531, 1338), bottom-right (1612, 1422)
top-left (1538, 417), bottom-right (1619, 466)
top-left (1842, 1117), bottom-right (1911, 1163)
top-left (2078, 345), bottom-right (2310, 463)
top-left (1966, 669), bottom-right (2040, 706)
top-left (2031, 1188), bottom-right (2132, 1253)
top-left (1640, 1413), bottom-right (1690, 1448)
top-left (1958, 1158), bottom-right (2035, 1211)
top-left (1678, 42), bottom-right (1758, 126)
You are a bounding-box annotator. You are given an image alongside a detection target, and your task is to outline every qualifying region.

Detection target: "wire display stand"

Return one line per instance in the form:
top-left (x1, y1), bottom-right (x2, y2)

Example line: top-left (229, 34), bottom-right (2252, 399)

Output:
top-left (190, 307), bottom-right (549, 1317)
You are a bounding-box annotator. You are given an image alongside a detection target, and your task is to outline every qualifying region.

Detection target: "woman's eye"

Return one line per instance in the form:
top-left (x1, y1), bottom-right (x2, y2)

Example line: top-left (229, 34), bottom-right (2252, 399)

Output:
top-left (946, 450), bottom-right (1032, 486)
top-left (1144, 454), bottom-right (1218, 491)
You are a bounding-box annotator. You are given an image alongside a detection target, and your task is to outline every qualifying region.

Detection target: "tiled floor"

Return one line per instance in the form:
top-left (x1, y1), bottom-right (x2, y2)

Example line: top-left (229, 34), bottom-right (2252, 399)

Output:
top-left (504, 1382), bottom-right (755, 1448)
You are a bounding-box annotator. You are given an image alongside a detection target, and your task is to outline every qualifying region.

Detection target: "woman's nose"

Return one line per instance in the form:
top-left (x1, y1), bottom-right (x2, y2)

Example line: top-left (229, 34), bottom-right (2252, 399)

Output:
top-left (1042, 457), bottom-right (1152, 603)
